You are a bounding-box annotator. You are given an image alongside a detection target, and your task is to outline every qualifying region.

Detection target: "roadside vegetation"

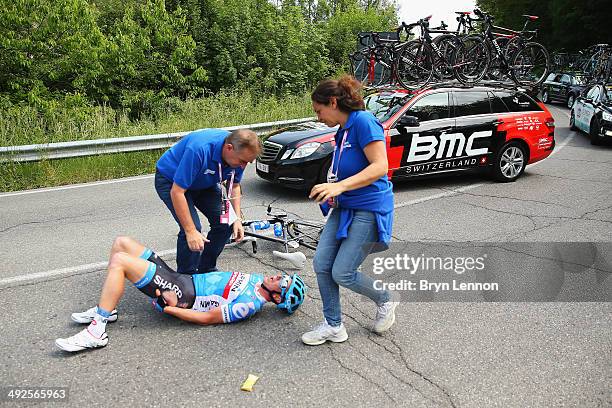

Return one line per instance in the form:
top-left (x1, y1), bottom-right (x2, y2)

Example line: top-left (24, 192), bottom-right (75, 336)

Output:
top-left (3, 0), bottom-right (605, 191)
top-left (0, 91), bottom-right (313, 191)
top-left (0, 0), bottom-right (396, 191)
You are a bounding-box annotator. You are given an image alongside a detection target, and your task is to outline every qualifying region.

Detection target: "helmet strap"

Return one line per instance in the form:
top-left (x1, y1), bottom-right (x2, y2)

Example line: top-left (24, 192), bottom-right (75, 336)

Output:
top-left (260, 282), bottom-right (283, 305)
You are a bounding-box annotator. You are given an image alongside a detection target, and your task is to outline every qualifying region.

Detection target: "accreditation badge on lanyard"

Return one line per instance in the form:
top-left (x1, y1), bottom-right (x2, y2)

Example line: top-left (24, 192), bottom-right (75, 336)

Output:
top-left (219, 163), bottom-right (235, 224)
top-left (326, 129), bottom-right (349, 208)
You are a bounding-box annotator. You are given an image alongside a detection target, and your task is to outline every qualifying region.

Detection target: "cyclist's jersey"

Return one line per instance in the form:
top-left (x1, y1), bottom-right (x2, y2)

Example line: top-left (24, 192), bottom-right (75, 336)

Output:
top-left (191, 272), bottom-right (267, 323)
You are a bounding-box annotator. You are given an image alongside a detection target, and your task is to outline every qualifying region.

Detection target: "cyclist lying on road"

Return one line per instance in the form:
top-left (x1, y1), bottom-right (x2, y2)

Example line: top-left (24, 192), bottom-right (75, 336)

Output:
top-left (55, 236), bottom-right (306, 352)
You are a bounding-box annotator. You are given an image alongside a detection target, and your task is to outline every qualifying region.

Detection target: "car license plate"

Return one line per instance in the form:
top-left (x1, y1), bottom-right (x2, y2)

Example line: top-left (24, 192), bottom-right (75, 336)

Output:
top-left (256, 161), bottom-right (269, 173)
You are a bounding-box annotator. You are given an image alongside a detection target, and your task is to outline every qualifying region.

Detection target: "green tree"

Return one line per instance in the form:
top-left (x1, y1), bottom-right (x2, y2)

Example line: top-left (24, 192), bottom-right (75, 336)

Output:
top-left (324, 4), bottom-right (397, 71)
top-left (96, 0), bottom-right (207, 116)
top-left (0, 0), bottom-right (106, 105)
top-left (476, 0), bottom-right (612, 52)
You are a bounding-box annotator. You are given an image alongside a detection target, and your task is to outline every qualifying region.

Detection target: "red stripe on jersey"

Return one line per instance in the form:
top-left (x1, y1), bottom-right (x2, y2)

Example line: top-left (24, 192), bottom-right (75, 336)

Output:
top-left (222, 272), bottom-right (239, 299)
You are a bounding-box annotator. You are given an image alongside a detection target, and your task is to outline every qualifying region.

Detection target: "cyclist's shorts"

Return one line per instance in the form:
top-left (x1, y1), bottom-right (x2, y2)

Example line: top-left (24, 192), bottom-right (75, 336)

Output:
top-left (133, 248), bottom-right (196, 309)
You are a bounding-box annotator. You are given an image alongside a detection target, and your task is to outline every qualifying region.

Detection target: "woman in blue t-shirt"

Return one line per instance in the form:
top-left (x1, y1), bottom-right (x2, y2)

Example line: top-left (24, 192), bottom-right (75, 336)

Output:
top-left (302, 75), bottom-right (398, 346)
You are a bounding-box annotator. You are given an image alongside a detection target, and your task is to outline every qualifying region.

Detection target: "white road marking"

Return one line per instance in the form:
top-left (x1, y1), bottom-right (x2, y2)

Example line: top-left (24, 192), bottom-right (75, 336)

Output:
top-left (0, 174), bottom-right (154, 198)
top-left (0, 249), bottom-right (176, 288)
top-left (1, 106), bottom-right (576, 287)
top-left (394, 183), bottom-right (485, 209)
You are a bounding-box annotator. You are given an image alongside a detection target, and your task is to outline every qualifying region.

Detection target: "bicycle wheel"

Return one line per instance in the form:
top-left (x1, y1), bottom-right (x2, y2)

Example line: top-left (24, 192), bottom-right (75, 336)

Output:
top-left (375, 62), bottom-right (392, 86)
top-left (395, 39), bottom-right (434, 90)
top-left (350, 53), bottom-right (370, 84)
top-left (372, 47), bottom-right (393, 86)
top-left (432, 34), bottom-right (458, 80)
top-left (286, 219), bottom-right (325, 251)
top-left (453, 34), bottom-right (490, 85)
top-left (510, 42), bottom-right (550, 86)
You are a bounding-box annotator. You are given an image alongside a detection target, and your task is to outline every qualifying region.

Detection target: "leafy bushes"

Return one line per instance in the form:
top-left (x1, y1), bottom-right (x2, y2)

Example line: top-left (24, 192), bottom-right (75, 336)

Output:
top-left (0, 0), bottom-right (396, 112)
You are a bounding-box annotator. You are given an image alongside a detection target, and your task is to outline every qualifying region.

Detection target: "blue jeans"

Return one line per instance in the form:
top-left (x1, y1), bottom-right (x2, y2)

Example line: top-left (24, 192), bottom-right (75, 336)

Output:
top-left (313, 209), bottom-right (390, 327)
top-left (154, 171), bottom-right (232, 274)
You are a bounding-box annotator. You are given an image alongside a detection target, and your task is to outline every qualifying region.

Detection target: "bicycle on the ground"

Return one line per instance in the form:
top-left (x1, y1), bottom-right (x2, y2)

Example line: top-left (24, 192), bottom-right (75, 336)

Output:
top-left (226, 205), bottom-right (325, 269)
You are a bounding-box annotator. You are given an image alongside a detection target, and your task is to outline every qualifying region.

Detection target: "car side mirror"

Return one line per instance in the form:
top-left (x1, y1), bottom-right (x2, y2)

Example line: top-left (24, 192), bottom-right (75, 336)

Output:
top-left (397, 115), bottom-right (420, 128)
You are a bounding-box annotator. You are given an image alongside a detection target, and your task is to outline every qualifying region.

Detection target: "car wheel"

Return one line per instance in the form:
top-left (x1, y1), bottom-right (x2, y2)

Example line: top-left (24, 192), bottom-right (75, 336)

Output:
top-left (318, 157), bottom-right (332, 184)
top-left (542, 90), bottom-right (549, 103)
top-left (492, 141), bottom-right (527, 182)
top-left (567, 94), bottom-right (575, 109)
top-left (589, 117), bottom-right (603, 145)
top-left (569, 109), bottom-right (577, 130)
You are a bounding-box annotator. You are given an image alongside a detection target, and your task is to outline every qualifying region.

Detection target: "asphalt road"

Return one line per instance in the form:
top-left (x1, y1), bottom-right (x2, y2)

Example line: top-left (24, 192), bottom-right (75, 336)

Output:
top-left (1, 104), bottom-right (610, 407)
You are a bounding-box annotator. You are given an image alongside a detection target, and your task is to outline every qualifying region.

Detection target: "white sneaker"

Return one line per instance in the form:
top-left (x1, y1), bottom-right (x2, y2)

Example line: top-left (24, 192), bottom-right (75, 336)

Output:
top-left (55, 329), bottom-right (108, 352)
top-left (301, 320), bottom-right (348, 346)
top-left (71, 306), bottom-right (118, 324)
top-left (373, 301), bottom-right (399, 333)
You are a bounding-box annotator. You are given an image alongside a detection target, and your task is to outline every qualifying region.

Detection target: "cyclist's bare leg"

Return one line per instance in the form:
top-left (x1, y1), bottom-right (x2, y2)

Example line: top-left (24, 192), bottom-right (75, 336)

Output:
top-left (98, 253), bottom-right (150, 312)
top-left (107, 236), bottom-right (147, 264)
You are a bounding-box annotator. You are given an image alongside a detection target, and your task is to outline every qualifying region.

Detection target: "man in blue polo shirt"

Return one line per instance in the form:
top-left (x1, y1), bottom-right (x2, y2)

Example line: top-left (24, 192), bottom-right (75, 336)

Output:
top-left (155, 129), bottom-right (261, 274)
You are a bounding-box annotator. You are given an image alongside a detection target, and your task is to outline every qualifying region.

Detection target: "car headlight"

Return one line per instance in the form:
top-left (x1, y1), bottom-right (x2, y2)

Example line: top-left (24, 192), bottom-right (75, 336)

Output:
top-left (280, 149), bottom-right (294, 160)
top-left (602, 111), bottom-right (612, 123)
top-left (290, 142), bottom-right (321, 159)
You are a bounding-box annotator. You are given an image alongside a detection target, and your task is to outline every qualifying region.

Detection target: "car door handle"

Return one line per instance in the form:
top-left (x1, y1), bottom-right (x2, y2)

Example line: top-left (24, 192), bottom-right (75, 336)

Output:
top-left (492, 120), bottom-right (504, 126)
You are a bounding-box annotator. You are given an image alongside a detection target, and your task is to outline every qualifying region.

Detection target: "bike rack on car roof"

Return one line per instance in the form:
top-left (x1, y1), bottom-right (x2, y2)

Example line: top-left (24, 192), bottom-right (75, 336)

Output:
top-left (365, 79), bottom-right (540, 97)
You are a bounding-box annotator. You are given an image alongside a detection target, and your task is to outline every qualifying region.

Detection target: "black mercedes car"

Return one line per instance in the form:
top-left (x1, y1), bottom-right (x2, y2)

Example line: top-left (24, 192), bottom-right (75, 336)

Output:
top-left (256, 84), bottom-right (556, 190)
top-left (570, 83), bottom-right (612, 145)
top-left (541, 72), bottom-right (589, 108)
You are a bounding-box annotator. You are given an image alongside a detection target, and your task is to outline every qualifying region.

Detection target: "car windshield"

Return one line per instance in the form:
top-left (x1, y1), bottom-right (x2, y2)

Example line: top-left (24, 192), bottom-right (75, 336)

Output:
top-left (364, 92), bottom-right (414, 123)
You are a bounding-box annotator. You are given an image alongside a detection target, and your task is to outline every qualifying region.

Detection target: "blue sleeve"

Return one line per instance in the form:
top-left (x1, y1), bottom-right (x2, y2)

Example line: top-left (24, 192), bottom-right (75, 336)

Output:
top-left (234, 166), bottom-right (244, 184)
top-left (220, 301), bottom-right (260, 323)
top-left (355, 113), bottom-right (385, 150)
top-left (173, 147), bottom-right (204, 189)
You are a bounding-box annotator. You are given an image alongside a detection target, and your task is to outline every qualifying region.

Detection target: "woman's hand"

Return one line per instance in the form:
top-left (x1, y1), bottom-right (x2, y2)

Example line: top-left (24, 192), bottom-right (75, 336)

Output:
top-left (309, 182), bottom-right (347, 204)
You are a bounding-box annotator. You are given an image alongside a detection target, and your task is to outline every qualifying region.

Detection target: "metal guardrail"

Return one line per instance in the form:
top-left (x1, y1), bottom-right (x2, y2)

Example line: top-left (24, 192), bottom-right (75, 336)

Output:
top-left (0, 117), bottom-right (316, 163)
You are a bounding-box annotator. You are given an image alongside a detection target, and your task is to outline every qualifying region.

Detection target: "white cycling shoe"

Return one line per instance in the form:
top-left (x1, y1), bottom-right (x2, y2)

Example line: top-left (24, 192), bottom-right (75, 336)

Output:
top-left (55, 329), bottom-right (108, 352)
top-left (71, 306), bottom-right (118, 324)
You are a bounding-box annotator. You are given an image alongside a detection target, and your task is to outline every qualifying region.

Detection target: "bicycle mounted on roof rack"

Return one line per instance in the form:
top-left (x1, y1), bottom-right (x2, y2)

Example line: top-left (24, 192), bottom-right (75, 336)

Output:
top-left (465, 9), bottom-right (550, 86)
top-left (349, 31), bottom-right (408, 87)
top-left (395, 15), bottom-right (490, 89)
top-left (362, 78), bottom-right (541, 100)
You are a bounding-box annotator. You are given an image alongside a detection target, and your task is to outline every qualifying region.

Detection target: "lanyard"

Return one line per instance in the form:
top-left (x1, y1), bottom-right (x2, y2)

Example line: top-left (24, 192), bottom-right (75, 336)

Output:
top-left (218, 163), bottom-right (235, 198)
top-left (330, 129), bottom-right (349, 178)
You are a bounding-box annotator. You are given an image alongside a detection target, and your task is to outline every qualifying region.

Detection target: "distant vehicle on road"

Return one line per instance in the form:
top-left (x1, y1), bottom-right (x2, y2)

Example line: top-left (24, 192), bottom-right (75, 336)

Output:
top-left (570, 83), bottom-right (612, 145)
top-left (541, 72), bottom-right (589, 108)
top-left (256, 83), bottom-right (556, 190)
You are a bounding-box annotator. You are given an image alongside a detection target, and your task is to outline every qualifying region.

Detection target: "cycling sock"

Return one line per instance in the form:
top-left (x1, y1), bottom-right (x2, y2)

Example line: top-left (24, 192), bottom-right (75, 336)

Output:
top-left (139, 248), bottom-right (153, 260)
top-left (88, 308), bottom-right (110, 338)
top-left (95, 306), bottom-right (112, 318)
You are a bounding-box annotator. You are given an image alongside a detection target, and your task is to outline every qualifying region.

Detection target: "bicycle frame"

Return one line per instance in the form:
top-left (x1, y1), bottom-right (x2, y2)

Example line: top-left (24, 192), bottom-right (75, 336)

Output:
top-left (231, 206), bottom-right (323, 255)
top-left (409, 17), bottom-right (458, 69)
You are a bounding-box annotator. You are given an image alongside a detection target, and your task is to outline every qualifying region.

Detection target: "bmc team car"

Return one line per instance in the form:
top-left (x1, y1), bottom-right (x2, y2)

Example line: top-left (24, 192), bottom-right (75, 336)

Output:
top-left (256, 84), bottom-right (556, 190)
top-left (570, 83), bottom-right (612, 145)
top-left (541, 72), bottom-right (588, 108)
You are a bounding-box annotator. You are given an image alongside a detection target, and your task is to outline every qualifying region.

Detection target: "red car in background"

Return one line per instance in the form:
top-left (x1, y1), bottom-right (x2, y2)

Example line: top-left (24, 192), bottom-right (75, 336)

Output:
top-left (256, 83), bottom-right (555, 190)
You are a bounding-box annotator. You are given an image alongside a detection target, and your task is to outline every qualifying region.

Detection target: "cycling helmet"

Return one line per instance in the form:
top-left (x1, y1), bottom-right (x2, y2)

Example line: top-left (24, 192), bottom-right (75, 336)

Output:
top-left (276, 273), bottom-right (307, 314)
